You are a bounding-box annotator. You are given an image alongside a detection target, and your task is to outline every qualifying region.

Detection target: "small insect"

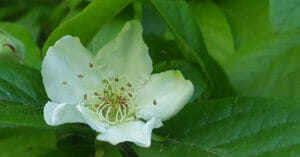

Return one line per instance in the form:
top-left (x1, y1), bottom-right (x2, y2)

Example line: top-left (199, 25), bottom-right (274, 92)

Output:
top-left (114, 78), bottom-right (119, 82)
top-left (62, 81), bottom-right (67, 85)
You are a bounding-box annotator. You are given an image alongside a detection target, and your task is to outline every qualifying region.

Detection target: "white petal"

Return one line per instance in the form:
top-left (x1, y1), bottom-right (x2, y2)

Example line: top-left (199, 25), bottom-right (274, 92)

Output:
top-left (95, 20), bottom-right (152, 86)
top-left (42, 35), bottom-right (102, 104)
top-left (97, 118), bottom-right (162, 147)
top-left (135, 70), bottom-right (194, 121)
top-left (76, 105), bottom-right (108, 132)
top-left (44, 101), bottom-right (86, 126)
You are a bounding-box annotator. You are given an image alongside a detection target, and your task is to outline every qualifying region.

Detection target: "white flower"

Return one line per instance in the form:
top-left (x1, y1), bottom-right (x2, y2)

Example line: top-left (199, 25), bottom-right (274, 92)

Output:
top-left (42, 20), bottom-right (194, 147)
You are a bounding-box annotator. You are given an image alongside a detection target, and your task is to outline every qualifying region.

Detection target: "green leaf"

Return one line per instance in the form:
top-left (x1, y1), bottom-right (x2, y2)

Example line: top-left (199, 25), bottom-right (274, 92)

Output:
top-left (148, 0), bottom-right (235, 98)
top-left (154, 60), bottom-right (207, 102)
top-left (191, 0), bottom-right (235, 65)
top-left (0, 101), bottom-right (46, 127)
top-left (223, 30), bottom-right (300, 104)
top-left (0, 126), bottom-right (56, 157)
top-left (141, 5), bottom-right (184, 64)
top-left (43, 0), bottom-right (132, 55)
top-left (216, 0), bottom-right (273, 48)
top-left (87, 6), bottom-right (134, 54)
top-left (134, 97), bottom-right (300, 156)
top-left (16, 7), bottom-right (42, 42)
top-left (270, 0), bottom-right (300, 33)
top-left (40, 124), bottom-right (95, 157)
top-left (0, 62), bottom-right (47, 105)
top-left (39, 147), bottom-right (94, 157)
top-left (0, 22), bottom-right (42, 69)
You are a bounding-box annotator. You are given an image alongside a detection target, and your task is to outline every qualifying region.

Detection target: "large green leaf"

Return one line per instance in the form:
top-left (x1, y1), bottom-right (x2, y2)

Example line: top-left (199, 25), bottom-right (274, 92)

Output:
top-left (0, 22), bottom-right (42, 69)
top-left (141, 5), bottom-right (184, 64)
top-left (87, 5), bottom-right (134, 54)
top-left (0, 62), bottom-right (47, 105)
top-left (134, 97), bottom-right (300, 156)
top-left (223, 31), bottom-right (300, 104)
top-left (191, 0), bottom-right (235, 65)
top-left (0, 126), bottom-right (56, 157)
top-left (43, 0), bottom-right (132, 54)
top-left (0, 101), bottom-right (46, 127)
top-left (270, 0), bottom-right (300, 33)
top-left (149, 0), bottom-right (235, 98)
top-left (216, 0), bottom-right (274, 48)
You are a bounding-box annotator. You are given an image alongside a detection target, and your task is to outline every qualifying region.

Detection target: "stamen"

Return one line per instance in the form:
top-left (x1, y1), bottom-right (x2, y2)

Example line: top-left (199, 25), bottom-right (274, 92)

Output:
top-left (83, 77), bottom-right (137, 125)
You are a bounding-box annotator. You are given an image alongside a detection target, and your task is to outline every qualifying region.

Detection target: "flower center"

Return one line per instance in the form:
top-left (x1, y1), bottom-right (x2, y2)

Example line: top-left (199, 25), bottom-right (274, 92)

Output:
top-left (82, 78), bottom-right (136, 125)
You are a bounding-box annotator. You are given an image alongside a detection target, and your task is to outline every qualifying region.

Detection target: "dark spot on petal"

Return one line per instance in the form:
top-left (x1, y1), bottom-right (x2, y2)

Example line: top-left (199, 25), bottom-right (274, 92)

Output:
top-left (62, 81), bottom-right (68, 85)
top-left (78, 74), bottom-right (84, 78)
top-left (89, 63), bottom-right (93, 68)
top-left (153, 99), bottom-right (157, 105)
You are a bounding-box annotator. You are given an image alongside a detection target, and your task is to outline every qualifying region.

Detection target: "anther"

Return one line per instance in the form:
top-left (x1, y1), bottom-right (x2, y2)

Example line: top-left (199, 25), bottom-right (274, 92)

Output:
top-left (114, 78), bottom-right (119, 82)
top-left (104, 90), bottom-right (108, 94)
top-left (128, 93), bottom-right (132, 97)
top-left (78, 74), bottom-right (84, 78)
top-left (84, 94), bottom-right (87, 100)
top-left (89, 63), bottom-right (94, 68)
top-left (127, 83), bottom-right (132, 87)
top-left (94, 92), bottom-right (99, 96)
top-left (121, 87), bottom-right (125, 91)
top-left (134, 115), bottom-right (137, 120)
top-left (62, 81), bottom-right (68, 85)
top-left (153, 99), bottom-right (157, 105)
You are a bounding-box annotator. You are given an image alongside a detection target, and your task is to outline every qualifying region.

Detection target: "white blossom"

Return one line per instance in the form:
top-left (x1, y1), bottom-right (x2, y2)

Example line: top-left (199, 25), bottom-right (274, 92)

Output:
top-left (42, 20), bottom-right (194, 147)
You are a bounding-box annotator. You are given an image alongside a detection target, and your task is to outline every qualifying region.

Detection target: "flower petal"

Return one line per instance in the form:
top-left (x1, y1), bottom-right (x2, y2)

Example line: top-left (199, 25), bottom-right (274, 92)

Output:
top-left (95, 20), bottom-right (152, 86)
top-left (135, 70), bottom-right (194, 121)
top-left (42, 35), bottom-right (102, 104)
top-left (76, 105), bottom-right (108, 132)
top-left (44, 101), bottom-right (86, 126)
top-left (97, 118), bottom-right (162, 147)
